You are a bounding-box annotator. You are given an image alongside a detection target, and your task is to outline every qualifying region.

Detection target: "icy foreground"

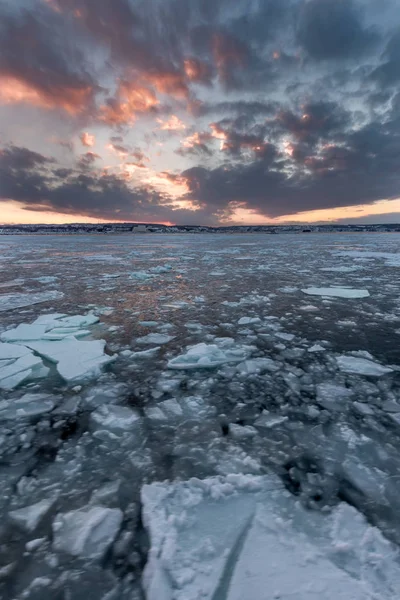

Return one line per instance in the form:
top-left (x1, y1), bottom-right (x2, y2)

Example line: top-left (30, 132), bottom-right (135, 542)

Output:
top-left (142, 475), bottom-right (400, 600)
top-left (1, 232), bottom-right (400, 599)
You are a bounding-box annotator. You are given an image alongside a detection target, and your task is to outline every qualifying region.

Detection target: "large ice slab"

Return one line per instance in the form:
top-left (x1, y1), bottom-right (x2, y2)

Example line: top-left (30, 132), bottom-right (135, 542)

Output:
top-left (142, 475), bottom-right (400, 600)
top-left (1, 313), bottom-right (98, 343)
top-left (24, 338), bottom-right (115, 382)
top-left (0, 291), bottom-right (64, 312)
top-left (302, 287), bottom-right (370, 298)
top-left (1, 313), bottom-right (113, 386)
top-left (167, 342), bottom-right (251, 370)
top-left (0, 352), bottom-right (44, 390)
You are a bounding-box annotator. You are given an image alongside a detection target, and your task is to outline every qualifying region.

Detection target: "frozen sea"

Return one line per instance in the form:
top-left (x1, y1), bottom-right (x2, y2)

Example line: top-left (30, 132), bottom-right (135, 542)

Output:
top-left (1, 233), bottom-right (400, 599)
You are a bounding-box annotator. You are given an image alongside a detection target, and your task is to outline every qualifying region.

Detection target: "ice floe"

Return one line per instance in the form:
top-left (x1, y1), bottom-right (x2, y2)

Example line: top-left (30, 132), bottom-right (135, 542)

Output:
top-left (142, 474), bottom-right (400, 600)
top-left (53, 505), bottom-right (123, 559)
top-left (0, 290), bottom-right (64, 312)
top-left (0, 312), bottom-right (114, 388)
top-left (336, 355), bottom-right (393, 376)
top-left (9, 498), bottom-right (56, 533)
top-left (25, 338), bottom-right (115, 382)
top-left (167, 342), bottom-right (252, 370)
top-left (302, 287), bottom-right (370, 298)
top-left (136, 333), bottom-right (175, 345)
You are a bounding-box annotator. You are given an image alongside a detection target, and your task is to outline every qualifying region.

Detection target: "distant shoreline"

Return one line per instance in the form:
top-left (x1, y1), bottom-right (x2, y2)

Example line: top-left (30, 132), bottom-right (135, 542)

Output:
top-left (1, 226), bottom-right (400, 236)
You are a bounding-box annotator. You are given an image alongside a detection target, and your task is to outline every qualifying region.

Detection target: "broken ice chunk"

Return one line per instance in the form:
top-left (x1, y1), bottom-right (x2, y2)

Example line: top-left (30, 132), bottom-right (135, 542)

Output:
top-left (316, 383), bottom-right (354, 411)
top-left (136, 334), bottom-right (174, 345)
top-left (336, 355), bottom-right (393, 377)
top-left (0, 353), bottom-right (44, 390)
top-left (237, 317), bottom-right (261, 325)
top-left (167, 342), bottom-right (251, 370)
top-left (52, 506), bottom-right (123, 560)
top-left (0, 393), bottom-right (55, 419)
top-left (1, 324), bottom-right (48, 342)
top-left (89, 405), bottom-right (142, 435)
top-left (0, 342), bottom-right (31, 361)
top-left (23, 339), bottom-right (115, 383)
top-left (9, 498), bottom-right (56, 532)
top-left (0, 291), bottom-right (64, 313)
top-left (302, 287), bottom-right (370, 299)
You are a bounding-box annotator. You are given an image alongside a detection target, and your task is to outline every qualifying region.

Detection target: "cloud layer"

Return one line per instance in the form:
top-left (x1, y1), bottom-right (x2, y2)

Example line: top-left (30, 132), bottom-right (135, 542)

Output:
top-left (1, 0), bottom-right (400, 224)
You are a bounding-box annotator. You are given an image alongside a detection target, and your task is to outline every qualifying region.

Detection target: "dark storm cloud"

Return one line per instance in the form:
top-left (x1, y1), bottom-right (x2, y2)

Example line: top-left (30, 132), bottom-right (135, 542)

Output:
top-left (0, 144), bottom-right (220, 223)
top-left (0, 2), bottom-right (99, 113)
top-left (182, 114), bottom-right (400, 218)
top-left (297, 0), bottom-right (378, 61)
top-left (0, 145), bottom-right (54, 170)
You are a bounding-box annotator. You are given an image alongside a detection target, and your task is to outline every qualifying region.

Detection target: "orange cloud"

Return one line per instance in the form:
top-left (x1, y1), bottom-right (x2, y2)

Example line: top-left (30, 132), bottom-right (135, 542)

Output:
top-left (181, 131), bottom-right (212, 149)
top-left (183, 58), bottom-right (212, 84)
top-left (0, 75), bottom-right (93, 114)
top-left (80, 132), bottom-right (95, 147)
top-left (157, 115), bottom-right (186, 131)
top-left (210, 123), bottom-right (228, 149)
top-left (145, 70), bottom-right (189, 99)
top-left (99, 80), bottom-right (158, 125)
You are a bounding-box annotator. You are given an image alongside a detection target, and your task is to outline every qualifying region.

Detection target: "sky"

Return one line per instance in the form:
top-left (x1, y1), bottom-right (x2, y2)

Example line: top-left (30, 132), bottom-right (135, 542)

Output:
top-left (1, 0), bottom-right (400, 226)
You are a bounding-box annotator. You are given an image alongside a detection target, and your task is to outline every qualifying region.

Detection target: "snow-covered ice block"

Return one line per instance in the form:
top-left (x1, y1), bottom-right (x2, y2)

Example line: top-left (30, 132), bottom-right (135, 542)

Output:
top-left (90, 405), bottom-right (142, 434)
top-left (53, 505), bottom-right (123, 560)
top-left (142, 475), bottom-right (400, 600)
top-left (336, 355), bottom-right (393, 377)
top-left (302, 287), bottom-right (370, 299)
top-left (9, 498), bottom-right (56, 532)
top-left (168, 342), bottom-right (251, 370)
